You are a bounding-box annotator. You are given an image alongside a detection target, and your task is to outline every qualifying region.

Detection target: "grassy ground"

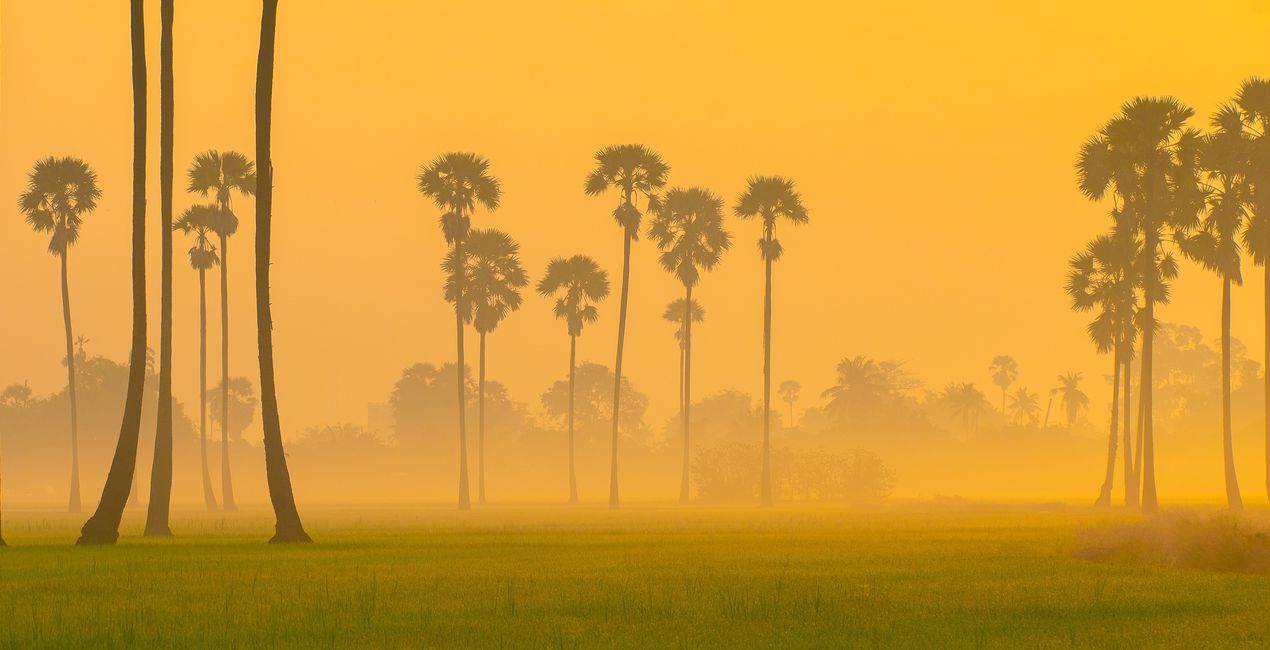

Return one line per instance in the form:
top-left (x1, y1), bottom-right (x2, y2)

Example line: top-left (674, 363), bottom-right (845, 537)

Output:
top-left (2, 503), bottom-right (1270, 648)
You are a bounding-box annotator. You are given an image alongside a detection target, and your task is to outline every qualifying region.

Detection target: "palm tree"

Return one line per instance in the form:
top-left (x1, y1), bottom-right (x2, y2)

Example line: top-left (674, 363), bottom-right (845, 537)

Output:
top-left (537, 255), bottom-right (610, 503)
top-left (254, 0), bottom-right (309, 543)
top-left (1055, 372), bottom-right (1089, 431)
top-left (778, 380), bottom-right (800, 427)
top-left (176, 204), bottom-right (221, 511)
top-left (585, 144), bottom-right (669, 509)
top-left (1007, 387), bottom-right (1040, 426)
top-left (821, 356), bottom-right (918, 425)
top-left (187, 149), bottom-right (255, 512)
top-left (734, 176), bottom-right (808, 507)
top-left (144, 0), bottom-right (176, 538)
top-left (1178, 104), bottom-right (1252, 511)
top-left (1067, 232), bottom-right (1139, 506)
top-left (18, 157), bottom-right (100, 514)
top-left (648, 187), bottom-right (732, 504)
top-left (662, 298), bottom-right (704, 423)
top-left (444, 229), bottom-right (527, 505)
top-left (1077, 97), bottom-right (1205, 514)
top-left (418, 152), bottom-right (501, 511)
top-left (940, 383), bottom-right (991, 436)
top-left (77, 0), bottom-right (147, 545)
top-left (988, 356), bottom-right (1019, 415)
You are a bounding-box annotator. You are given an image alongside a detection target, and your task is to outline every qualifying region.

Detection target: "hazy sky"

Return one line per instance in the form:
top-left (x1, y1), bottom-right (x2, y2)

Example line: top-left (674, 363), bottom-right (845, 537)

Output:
top-left (4, 0), bottom-right (1270, 441)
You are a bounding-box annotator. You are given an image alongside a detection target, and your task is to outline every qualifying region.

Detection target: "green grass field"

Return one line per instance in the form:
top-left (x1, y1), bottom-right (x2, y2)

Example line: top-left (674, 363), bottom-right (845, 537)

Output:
top-left (2, 504), bottom-right (1269, 648)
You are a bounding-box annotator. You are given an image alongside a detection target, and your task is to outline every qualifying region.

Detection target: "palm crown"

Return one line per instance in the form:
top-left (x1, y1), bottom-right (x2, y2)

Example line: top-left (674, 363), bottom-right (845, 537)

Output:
top-left (19, 156), bottom-right (102, 255)
top-left (662, 298), bottom-right (704, 348)
top-left (537, 255), bottom-right (610, 337)
top-left (174, 204), bottom-right (221, 271)
top-left (187, 150), bottom-right (256, 237)
top-left (1066, 232), bottom-right (1141, 358)
top-left (443, 229), bottom-right (527, 333)
top-left (1237, 78), bottom-right (1270, 265)
top-left (584, 144), bottom-right (669, 236)
top-left (734, 175), bottom-right (808, 261)
top-left (648, 187), bottom-right (732, 288)
top-left (418, 152), bottom-right (501, 243)
top-left (1179, 103), bottom-right (1252, 284)
top-left (1055, 372), bottom-right (1089, 422)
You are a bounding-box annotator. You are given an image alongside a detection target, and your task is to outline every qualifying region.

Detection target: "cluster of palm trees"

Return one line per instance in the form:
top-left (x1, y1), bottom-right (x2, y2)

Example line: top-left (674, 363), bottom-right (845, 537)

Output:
top-left (1069, 78), bottom-right (1270, 514)
top-left (416, 146), bottom-right (810, 509)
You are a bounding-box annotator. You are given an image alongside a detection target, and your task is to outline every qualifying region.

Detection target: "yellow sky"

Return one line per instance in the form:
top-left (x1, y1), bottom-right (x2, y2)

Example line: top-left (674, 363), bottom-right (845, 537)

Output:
top-left (4, 0), bottom-right (1270, 443)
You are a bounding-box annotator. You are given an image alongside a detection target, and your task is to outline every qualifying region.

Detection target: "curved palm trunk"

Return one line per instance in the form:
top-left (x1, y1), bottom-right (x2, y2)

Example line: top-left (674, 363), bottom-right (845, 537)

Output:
top-left (454, 235), bottom-right (471, 511)
top-left (77, 0), bottom-right (147, 545)
top-left (1095, 352), bottom-right (1120, 507)
top-left (1122, 356), bottom-right (1135, 507)
top-left (760, 241), bottom-right (773, 507)
top-left (567, 335), bottom-right (578, 504)
top-left (199, 268), bottom-right (218, 510)
top-left (609, 230), bottom-right (632, 509)
top-left (61, 251), bottom-right (81, 513)
top-left (1221, 279), bottom-right (1243, 510)
top-left (219, 232), bottom-right (236, 511)
top-left (478, 331), bottom-right (486, 505)
top-left (679, 285), bottom-right (693, 505)
top-left (1042, 395), bottom-right (1052, 429)
top-left (256, 0), bottom-right (310, 543)
top-left (145, 0), bottom-right (175, 537)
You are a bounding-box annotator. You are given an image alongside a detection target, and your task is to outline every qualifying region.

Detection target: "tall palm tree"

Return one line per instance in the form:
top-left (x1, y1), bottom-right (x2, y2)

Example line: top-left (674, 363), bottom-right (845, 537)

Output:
top-left (735, 176), bottom-right (808, 507)
top-left (176, 204), bottom-right (221, 511)
top-left (1077, 96), bottom-right (1205, 514)
top-left (537, 255), bottom-right (610, 503)
top-left (585, 144), bottom-right (669, 509)
top-left (418, 152), bottom-right (501, 511)
top-left (187, 149), bottom-right (255, 512)
top-left (648, 187), bottom-right (732, 504)
top-left (1007, 387), bottom-right (1040, 426)
top-left (662, 298), bottom-right (704, 423)
top-left (77, 0), bottom-right (147, 545)
top-left (778, 380), bottom-right (800, 427)
top-left (1179, 104), bottom-right (1251, 511)
top-left (1055, 372), bottom-right (1090, 431)
top-left (988, 355), bottom-right (1019, 415)
top-left (940, 383), bottom-right (991, 436)
top-left (1067, 232), bottom-right (1140, 507)
top-left (145, 0), bottom-right (176, 538)
top-left (444, 228), bottom-right (527, 505)
top-left (1232, 77), bottom-right (1270, 501)
top-left (18, 157), bottom-right (100, 514)
top-left (255, 0), bottom-right (309, 543)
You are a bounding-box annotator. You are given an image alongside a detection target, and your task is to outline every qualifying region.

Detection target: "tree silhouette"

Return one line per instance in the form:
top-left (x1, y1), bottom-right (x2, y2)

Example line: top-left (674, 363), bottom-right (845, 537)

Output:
top-left (648, 187), bottom-right (732, 504)
top-left (585, 144), bottom-right (669, 508)
top-left (1007, 387), bottom-right (1040, 427)
top-left (176, 205), bottom-right (221, 511)
top-left (187, 149), bottom-right (255, 512)
top-left (988, 355), bottom-right (1018, 415)
top-left (1077, 96), bottom-right (1204, 514)
top-left (18, 157), bottom-right (100, 514)
top-left (444, 228), bottom-right (527, 504)
top-left (538, 255), bottom-right (610, 503)
top-left (418, 152), bottom-right (501, 511)
top-left (735, 176), bottom-right (808, 507)
top-left (1055, 372), bottom-right (1089, 431)
top-left (662, 298), bottom-right (704, 426)
top-left (940, 383), bottom-right (990, 436)
top-left (77, 0), bottom-right (147, 545)
top-left (821, 356), bottom-right (918, 426)
top-left (778, 380), bottom-right (800, 427)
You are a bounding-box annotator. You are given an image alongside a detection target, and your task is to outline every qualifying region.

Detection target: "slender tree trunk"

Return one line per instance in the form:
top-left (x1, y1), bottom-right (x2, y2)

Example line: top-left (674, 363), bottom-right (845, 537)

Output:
top-left (680, 284), bottom-right (693, 505)
top-left (1133, 375), bottom-right (1144, 499)
top-left (1123, 355), bottom-right (1136, 507)
top-left (1265, 261), bottom-right (1269, 503)
top-left (609, 227), bottom-right (632, 509)
top-left (1095, 351), bottom-right (1120, 507)
top-left (454, 234), bottom-right (471, 511)
top-left (568, 335), bottom-right (578, 504)
top-left (1141, 237), bottom-right (1158, 514)
top-left (1221, 279), bottom-right (1244, 510)
top-left (788, 400), bottom-right (794, 428)
top-left (478, 330), bottom-right (486, 505)
top-left (199, 268), bottom-right (218, 510)
top-left (145, 0), bottom-right (176, 537)
top-left (61, 251), bottom-right (81, 513)
top-left (219, 231), bottom-right (235, 511)
top-left (760, 237), bottom-right (774, 507)
top-left (256, 0), bottom-right (310, 543)
top-left (77, 0), bottom-right (147, 545)
top-left (1042, 395), bottom-right (1052, 429)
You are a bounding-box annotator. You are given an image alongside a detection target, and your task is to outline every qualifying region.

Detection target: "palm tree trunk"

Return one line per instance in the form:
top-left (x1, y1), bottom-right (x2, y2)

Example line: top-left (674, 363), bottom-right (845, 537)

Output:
top-left (1095, 350), bottom-right (1120, 507)
top-left (1221, 278), bottom-right (1243, 510)
top-left (679, 284), bottom-right (693, 505)
top-left (219, 231), bottom-right (235, 511)
top-left (609, 228), bottom-right (632, 509)
top-left (77, 0), bottom-right (147, 545)
top-left (1265, 261), bottom-right (1269, 503)
top-left (568, 334), bottom-right (578, 504)
top-left (1042, 395), bottom-right (1052, 429)
top-left (1140, 231), bottom-right (1158, 515)
top-left (256, 0), bottom-right (310, 543)
top-left (1122, 355), bottom-right (1136, 507)
top-left (1133, 376), bottom-right (1144, 497)
top-left (199, 268), bottom-right (218, 510)
top-left (144, 0), bottom-right (175, 537)
top-left (454, 235), bottom-right (471, 511)
top-left (760, 242), bottom-right (773, 508)
top-left (61, 251), bottom-right (81, 514)
top-left (478, 330), bottom-right (486, 505)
